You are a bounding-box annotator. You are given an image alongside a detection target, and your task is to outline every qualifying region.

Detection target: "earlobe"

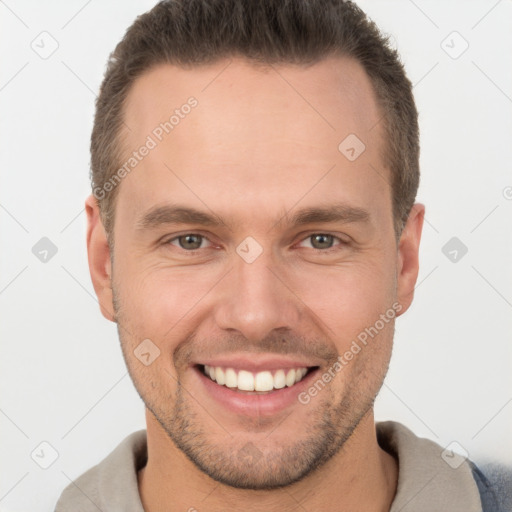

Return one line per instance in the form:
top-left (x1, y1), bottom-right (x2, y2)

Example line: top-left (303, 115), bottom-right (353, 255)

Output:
top-left (85, 195), bottom-right (116, 322)
top-left (396, 203), bottom-right (425, 316)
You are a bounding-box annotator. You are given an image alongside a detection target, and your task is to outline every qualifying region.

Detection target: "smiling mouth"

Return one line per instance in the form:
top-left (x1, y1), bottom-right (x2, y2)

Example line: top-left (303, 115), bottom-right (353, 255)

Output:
top-left (198, 364), bottom-right (319, 394)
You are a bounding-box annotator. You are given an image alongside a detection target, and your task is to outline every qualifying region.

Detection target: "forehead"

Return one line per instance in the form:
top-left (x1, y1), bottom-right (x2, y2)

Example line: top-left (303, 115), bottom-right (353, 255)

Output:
top-left (117, 56), bottom-right (388, 230)
top-left (123, 56), bottom-right (381, 148)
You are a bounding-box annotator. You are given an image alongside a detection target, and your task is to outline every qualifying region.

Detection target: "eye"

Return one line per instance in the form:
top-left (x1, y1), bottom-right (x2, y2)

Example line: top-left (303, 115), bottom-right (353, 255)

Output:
top-left (297, 233), bottom-right (346, 252)
top-left (167, 234), bottom-right (211, 251)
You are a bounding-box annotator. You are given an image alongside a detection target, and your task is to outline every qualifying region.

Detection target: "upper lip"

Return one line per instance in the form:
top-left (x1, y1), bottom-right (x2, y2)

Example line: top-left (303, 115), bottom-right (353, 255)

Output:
top-left (195, 355), bottom-right (321, 372)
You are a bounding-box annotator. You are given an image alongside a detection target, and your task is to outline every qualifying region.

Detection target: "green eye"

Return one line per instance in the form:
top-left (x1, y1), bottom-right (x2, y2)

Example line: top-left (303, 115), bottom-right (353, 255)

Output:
top-left (298, 233), bottom-right (345, 252)
top-left (309, 234), bottom-right (335, 250)
top-left (169, 234), bottom-right (207, 250)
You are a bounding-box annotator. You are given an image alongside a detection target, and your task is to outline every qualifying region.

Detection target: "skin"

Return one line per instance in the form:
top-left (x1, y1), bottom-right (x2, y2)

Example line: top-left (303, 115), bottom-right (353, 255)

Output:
top-left (86, 56), bottom-right (424, 511)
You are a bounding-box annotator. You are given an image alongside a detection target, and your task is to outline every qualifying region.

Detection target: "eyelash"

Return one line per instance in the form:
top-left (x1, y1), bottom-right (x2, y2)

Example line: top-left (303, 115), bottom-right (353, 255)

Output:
top-left (164, 233), bottom-right (348, 254)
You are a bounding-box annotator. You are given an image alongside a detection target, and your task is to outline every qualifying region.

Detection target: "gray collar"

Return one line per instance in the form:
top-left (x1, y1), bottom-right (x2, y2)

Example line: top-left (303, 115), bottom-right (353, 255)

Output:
top-left (378, 421), bottom-right (482, 512)
top-left (56, 421), bottom-right (482, 511)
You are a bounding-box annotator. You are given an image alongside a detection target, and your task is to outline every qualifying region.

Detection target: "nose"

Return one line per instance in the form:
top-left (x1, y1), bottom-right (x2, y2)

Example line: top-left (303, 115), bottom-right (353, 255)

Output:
top-left (213, 244), bottom-right (301, 343)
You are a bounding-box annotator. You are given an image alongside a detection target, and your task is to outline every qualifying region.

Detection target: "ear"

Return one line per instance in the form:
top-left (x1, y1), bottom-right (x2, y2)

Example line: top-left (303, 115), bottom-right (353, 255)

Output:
top-left (396, 203), bottom-right (425, 316)
top-left (85, 195), bottom-right (115, 322)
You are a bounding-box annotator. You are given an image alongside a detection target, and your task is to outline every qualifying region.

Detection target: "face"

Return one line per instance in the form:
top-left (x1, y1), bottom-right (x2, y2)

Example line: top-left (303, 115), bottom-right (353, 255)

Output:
top-left (87, 56), bottom-right (423, 490)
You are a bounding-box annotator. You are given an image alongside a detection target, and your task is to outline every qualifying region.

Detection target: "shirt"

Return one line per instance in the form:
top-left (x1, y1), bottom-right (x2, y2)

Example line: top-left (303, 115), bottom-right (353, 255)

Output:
top-left (55, 420), bottom-right (485, 511)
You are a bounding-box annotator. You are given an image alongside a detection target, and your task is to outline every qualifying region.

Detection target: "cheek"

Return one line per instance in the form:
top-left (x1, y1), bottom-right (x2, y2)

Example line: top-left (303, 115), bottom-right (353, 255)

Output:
top-left (112, 264), bottom-right (226, 403)
top-left (289, 259), bottom-right (396, 339)
top-left (114, 269), bottom-right (192, 393)
top-left (115, 262), bottom-right (223, 341)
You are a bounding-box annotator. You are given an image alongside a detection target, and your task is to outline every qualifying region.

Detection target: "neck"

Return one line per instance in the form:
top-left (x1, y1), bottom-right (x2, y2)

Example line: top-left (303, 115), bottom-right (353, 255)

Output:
top-left (138, 409), bottom-right (398, 512)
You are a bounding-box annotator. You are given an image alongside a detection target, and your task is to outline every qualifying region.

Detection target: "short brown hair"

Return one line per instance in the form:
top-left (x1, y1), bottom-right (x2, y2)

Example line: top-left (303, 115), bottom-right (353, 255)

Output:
top-left (91, 0), bottom-right (419, 244)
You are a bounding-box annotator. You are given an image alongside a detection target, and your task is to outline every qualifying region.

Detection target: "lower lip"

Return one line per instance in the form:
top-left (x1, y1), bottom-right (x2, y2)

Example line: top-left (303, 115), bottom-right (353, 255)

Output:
top-left (193, 366), bottom-right (320, 417)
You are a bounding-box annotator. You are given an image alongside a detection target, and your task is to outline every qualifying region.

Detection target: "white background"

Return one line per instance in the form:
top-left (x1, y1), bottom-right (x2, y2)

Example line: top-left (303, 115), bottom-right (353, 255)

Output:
top-left (1, 1), bottom-right (511, 511)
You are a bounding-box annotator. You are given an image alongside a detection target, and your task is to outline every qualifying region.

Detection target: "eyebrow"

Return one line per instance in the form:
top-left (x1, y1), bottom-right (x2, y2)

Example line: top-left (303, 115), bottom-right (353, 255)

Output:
top-left (135, 202), bottom-right (371, 232)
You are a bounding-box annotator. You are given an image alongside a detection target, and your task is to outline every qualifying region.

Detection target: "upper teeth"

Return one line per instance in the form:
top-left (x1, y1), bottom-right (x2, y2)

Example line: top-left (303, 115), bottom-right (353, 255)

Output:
top-left (204, 365), bottom-right (309, 392)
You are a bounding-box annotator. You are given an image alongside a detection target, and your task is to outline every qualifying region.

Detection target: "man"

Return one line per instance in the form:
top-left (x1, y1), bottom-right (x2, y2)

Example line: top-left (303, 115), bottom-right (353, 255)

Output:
top-left (55, 0), bottom-right (505, 510)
